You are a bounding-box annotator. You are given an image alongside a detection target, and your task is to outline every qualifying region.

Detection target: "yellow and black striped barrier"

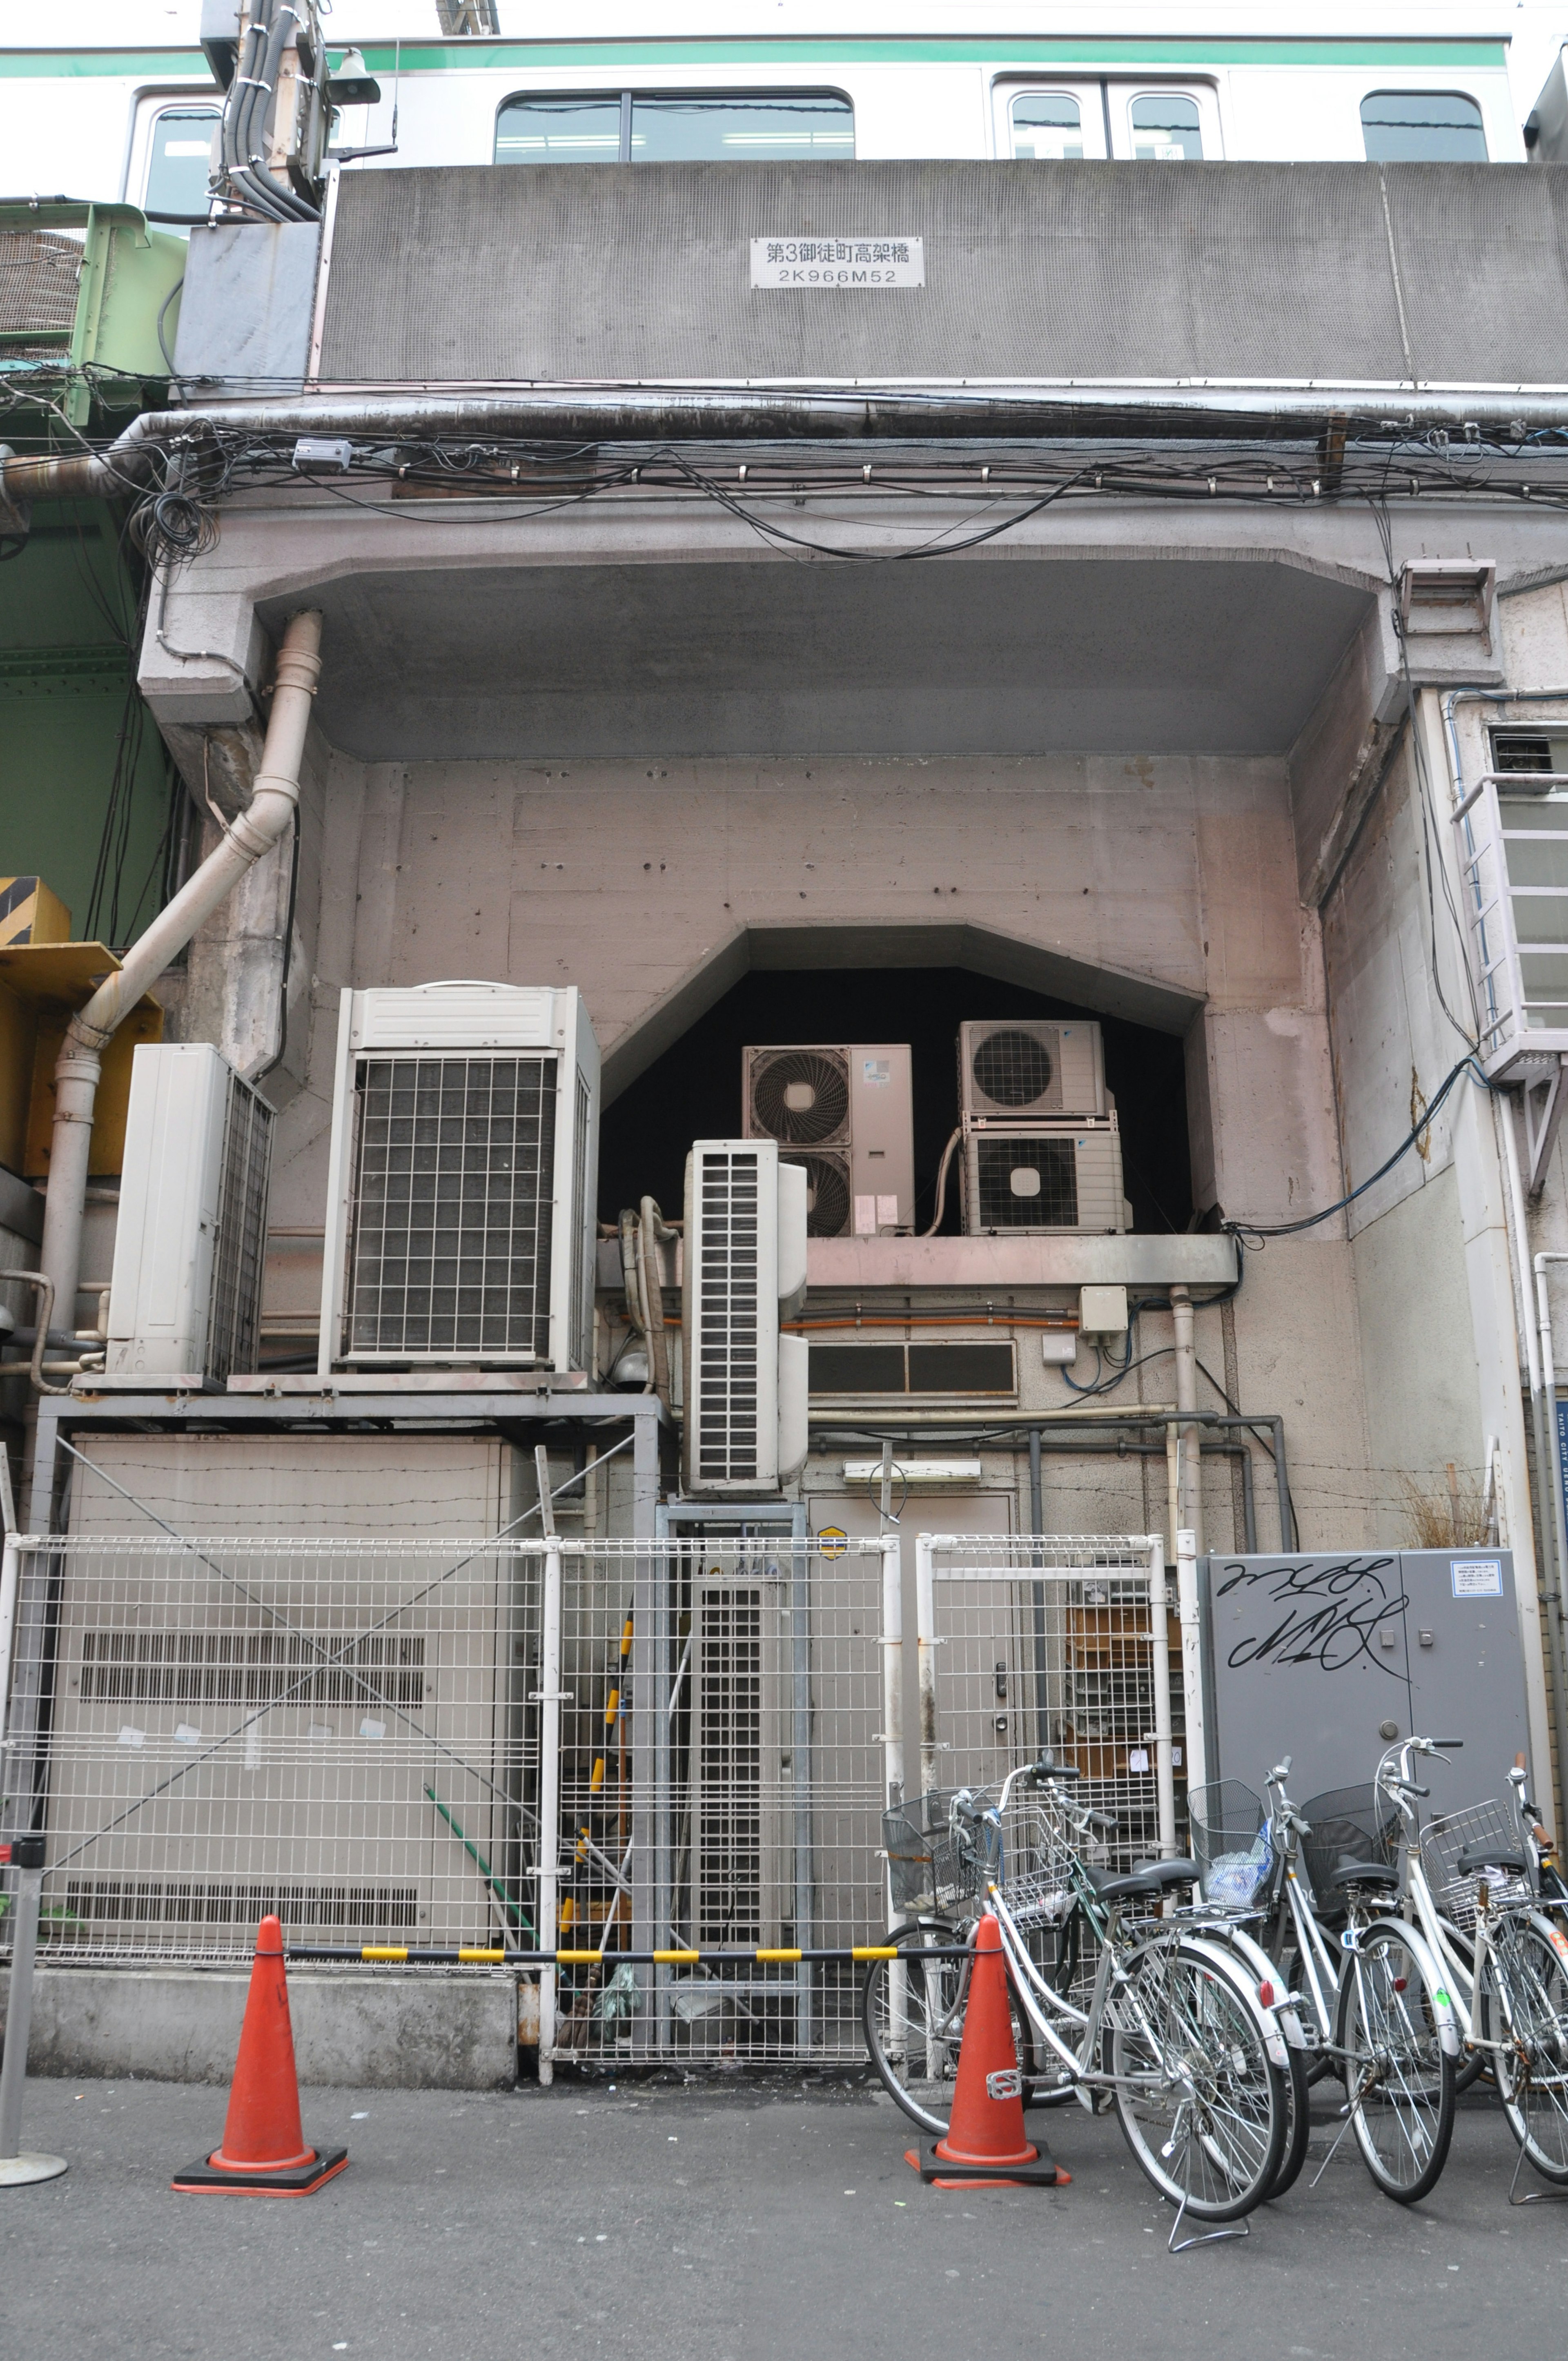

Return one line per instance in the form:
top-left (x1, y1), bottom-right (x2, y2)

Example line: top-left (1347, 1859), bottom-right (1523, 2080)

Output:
top-left (284, 1942), bottom-right (958, 1967)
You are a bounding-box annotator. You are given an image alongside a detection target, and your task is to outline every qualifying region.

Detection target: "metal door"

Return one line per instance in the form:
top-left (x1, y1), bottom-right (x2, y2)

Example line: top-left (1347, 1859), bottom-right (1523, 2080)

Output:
top-left (1200, 1551), bottom-right (1413, 1802)
top-left (1401, 1550), bottom-right (1532, 1796)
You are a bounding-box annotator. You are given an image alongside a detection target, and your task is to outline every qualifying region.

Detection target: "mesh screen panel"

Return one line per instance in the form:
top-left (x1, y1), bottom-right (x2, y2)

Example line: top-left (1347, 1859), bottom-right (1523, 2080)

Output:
top-left (0, 228), bottom-right (81, 334)
top-left (975, 1136), bottom-right (1078, 1228)
top-left (205, 1072), bottom-right (272, 1382)
top-left (346, 1054), bottom-right (555, 1358)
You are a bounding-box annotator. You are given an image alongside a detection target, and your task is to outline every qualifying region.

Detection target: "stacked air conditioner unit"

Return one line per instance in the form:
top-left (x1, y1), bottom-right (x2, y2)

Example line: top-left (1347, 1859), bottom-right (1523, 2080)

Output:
top-left (681, 1138), bottom-right (809, 1495)
top-left (742, 1043), bottom-right (915, 1236)
top-left (318, 983), bottom-right (599, 1375)
top-left (957, 1020), bottom-right (1128, 1235)
top-left (105, 1043), bottom-right (273, 1383)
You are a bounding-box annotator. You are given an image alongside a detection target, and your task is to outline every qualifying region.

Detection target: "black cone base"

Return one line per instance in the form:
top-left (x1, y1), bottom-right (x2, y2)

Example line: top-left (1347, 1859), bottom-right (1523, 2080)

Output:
top-left (172, 2145), bottom-right (348, 2196)
top-left (918, 2137), bottom-right (1059, 2185)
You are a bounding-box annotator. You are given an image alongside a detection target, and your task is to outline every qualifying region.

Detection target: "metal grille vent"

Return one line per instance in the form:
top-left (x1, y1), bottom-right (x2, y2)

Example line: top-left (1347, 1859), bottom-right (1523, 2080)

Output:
top-left (785, 1148), bottom-right (851, 1238)
top-left (971, 1026), bottom-right (1057, 1110)
top-left (0, 228), bottom-right (82, 335)
top-left (58, 1879), bottom-right (421, 1933)
top-left (205, 1070), bottom-right (273, 1382)
top-left (571, 1069), bottom-right (591, 1370)
top-left (346, 1053), bottom-right (556, 1359)
top-left (747, 1047), bottom-right (849, 1144)
top-left (695, 1148), bottom-right (761, 1484)
top-left (697, 1587), bottom-right (763, 1944)
top-left (975, 1136), bottom-right (1078, 1228)
top-left (79, 1629), bottom-right (426, 1708)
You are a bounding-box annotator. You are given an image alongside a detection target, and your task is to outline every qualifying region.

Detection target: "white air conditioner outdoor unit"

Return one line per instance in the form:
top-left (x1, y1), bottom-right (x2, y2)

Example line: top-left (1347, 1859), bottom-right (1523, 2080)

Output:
top-left (961, 1122), bottom-right (1127, 1235)
top-left (318, 982), bottom-right (599, 1374)
top-left (682, 1138), bottom-right (809, 1496)
top-left (958, 1020), bottom-right (1107, 1122)
top-left (742, 1043), bottom-right (915, 1236)
top-left (105, 1043), bottom-right (273, 1383)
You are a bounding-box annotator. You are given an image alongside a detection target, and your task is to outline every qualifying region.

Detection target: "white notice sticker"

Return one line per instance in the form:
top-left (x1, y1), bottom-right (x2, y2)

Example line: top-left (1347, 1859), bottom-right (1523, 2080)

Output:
top-left (751, 237), bottom-right (924, 288)
top-left (1127, 1748), bottom-right (1151, 1773)
top-left (1452, 1558), bottom-right (1503, 1598)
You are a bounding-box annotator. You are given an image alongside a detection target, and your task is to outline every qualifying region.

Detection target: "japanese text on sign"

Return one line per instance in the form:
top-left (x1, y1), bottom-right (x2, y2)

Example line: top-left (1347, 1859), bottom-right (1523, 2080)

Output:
top-left (751, 237), bottom-right (924, 288)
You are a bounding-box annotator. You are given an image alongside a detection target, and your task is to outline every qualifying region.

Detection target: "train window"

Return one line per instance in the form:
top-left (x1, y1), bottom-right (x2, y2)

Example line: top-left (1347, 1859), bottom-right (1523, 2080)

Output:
top-left (496, 91), bottom-right (853, 165)
top-left (1360, 91), bottom-right (1487, 163)
top-left (1129, 93), bottom-right (1203, 160)
top-left (495, 96), bottom-right (624, 161)
top-left (143, 104), bottom-right (220, 220)
top-left (1010, 94), bottom-right (1084, 160)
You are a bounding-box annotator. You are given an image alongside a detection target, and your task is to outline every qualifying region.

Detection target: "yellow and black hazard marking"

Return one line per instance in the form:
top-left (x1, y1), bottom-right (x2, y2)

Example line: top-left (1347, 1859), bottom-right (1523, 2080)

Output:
top-left (287, 1942), bottom-right (928, 1967)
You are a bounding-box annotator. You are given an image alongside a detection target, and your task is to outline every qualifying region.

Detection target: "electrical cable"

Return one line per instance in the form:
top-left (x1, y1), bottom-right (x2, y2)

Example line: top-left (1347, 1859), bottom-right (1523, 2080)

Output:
top-left (156, 276), bottom-right (184, 376)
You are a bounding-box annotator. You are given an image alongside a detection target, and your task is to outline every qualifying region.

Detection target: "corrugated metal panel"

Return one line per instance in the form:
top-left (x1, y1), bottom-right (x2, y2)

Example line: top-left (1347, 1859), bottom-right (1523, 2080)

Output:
top-left (309, 158), bottom-right (1565, 389)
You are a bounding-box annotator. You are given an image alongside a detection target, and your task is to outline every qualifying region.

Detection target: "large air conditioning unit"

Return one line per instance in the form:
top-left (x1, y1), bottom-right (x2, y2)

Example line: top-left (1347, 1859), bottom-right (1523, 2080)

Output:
top-left (682, 1139), bottom-right (809, 1495)
top-left (105, 1043), bottom-right (273, 1383)
top-left (961, 1123), bottom-right (1128, 1235)
top-left (318, 983), bottom-right (599, 1375)
top-left (958, 1020), bottom-right (1107, 1122)
top-left (742, 1043), bottom-right (915, 1236)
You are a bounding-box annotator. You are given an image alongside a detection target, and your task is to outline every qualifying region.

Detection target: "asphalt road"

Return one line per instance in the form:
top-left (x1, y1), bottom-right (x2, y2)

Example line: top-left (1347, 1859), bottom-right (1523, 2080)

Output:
top-left (4, 2077), bottom-right (1564, 2361)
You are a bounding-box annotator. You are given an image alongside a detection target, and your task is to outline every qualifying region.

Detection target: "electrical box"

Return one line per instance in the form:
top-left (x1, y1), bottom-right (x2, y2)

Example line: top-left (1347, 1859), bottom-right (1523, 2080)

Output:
top-left (1080, 1284), bottom-right (1129, 1336)
top-left (1200, 1548), bottom-right (1533, 1804)
top-left (742, 1043), bottom-right (915, 1235)
top-left (106, 1042), bottom-right (272, 1382)
top-left (318, 983), bottom-right (599, 1376)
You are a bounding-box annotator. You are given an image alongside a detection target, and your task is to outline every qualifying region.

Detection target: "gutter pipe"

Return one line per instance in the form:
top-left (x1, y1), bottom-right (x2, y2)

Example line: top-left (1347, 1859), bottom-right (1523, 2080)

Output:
top-left (12, 382), bottom-right (1568, 503)
top-left (35, 610), bottom-right (323, 1354)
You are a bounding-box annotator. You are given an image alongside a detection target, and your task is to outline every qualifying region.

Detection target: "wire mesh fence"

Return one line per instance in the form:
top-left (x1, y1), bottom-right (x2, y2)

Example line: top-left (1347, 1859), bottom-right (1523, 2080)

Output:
top-left (916, 1532), bottom-right (1176, 1873)
top-left (0, 1535), bottom-right (541, 1961)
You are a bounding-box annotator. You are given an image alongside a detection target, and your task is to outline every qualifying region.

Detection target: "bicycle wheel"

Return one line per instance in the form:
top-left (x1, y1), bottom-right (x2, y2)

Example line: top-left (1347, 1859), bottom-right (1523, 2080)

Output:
top-left (1108, 1936), bottom-right (1287, 2221)
top-left (1266, 2037), bottom-right (1312, 2199)
top-left (1480, 1915), bottom-right (1568, 2185)
top-left (1334, 1919), bottom-right (1456, 2203)
top-left (862, 1920), bottom-right (969, 2136)
top-left (861, 1917), bottom-right (1077, 2135)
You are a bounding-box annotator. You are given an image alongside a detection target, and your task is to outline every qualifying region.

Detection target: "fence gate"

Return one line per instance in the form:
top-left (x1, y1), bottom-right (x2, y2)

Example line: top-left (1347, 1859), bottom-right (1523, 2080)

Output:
top-left (914, 1532), bottom-right (1176, 1870)
top-left (0, 1527), bottom-right (900, 2071)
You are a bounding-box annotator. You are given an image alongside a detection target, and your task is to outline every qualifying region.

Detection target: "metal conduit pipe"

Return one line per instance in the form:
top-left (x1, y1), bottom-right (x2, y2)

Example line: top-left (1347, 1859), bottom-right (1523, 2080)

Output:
top-left (35, 610), bottom-right (323, 1355)
top-left (15, 384), bottom-right (1568, 505)
top-left (1533, 1252), bottom-right (1568, 1846)
top-left (1170, 1283), bottom-right (1203, 1555)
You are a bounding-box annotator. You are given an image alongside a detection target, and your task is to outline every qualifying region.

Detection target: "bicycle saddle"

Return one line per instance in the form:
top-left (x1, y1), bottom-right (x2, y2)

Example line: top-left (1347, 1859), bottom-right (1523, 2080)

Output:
top-left (1082, 1858), bottom-right (1198, 1903)
top-left (1328, 1856), bottom-right (1399, 1891)
top-left (1454, 1842), bottom-right (1528, 1878)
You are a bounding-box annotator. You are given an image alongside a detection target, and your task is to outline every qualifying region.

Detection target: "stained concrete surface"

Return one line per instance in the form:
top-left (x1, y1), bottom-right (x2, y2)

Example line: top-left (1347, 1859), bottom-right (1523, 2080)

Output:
top-left (3, 2079), bottom-right (1563, 2361)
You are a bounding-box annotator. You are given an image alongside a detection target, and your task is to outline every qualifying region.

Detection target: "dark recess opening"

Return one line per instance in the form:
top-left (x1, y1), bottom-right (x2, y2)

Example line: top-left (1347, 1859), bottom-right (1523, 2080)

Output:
top-left (598, 967), bottom-right (1192, 1233)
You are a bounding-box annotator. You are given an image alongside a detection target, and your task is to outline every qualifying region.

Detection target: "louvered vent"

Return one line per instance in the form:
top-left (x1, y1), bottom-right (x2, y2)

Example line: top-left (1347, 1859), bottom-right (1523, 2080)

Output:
top-left (0, 227), bottom-right (82, 358)
top-left (206, 1070), bottom-right (272, 1383)
top-left (345, 1053), bottom-right (556, 1360)
top-left (694, 1148), bottom-right (762, 1484)
top-left (80, 1629), bottom-right (426, 1708)
top-left (58, 1879), bottom-right (421, 1935)
top-left (696, 1586), bottom-right (764, 1943)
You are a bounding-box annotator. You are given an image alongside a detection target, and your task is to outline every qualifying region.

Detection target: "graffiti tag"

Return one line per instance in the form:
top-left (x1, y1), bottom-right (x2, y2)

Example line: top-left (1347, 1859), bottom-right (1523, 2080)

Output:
top-left (1214, 1556), bottom-right (1408, 1677)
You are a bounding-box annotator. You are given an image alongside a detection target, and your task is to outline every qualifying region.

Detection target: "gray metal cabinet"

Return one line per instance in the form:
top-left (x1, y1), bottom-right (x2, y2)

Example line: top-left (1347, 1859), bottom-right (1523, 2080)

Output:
top-left (1199, 1549), bottom-right (1529, 1807)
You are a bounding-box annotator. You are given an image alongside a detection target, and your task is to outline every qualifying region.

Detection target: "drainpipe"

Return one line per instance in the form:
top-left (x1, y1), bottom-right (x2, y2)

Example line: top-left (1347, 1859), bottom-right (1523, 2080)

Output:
top-left (1532, 1250), bottom-right (1568, 1846)
top-left (36, 611), bottom-right (323, 1348)
top-left (1170, 1284), bottom-right (1204, 1555)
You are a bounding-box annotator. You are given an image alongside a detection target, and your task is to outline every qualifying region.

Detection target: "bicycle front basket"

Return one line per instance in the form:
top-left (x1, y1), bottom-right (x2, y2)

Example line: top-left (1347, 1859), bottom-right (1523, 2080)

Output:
top-left (882, 1789), bottom-right (968, 1913)
top-left (1420, 1797), bottom-right (1535, 1935)
top-left (1298, 1782), bottom-right (1399, 1906)
top-left (1187, 1780), bottom-right (1272, 1908)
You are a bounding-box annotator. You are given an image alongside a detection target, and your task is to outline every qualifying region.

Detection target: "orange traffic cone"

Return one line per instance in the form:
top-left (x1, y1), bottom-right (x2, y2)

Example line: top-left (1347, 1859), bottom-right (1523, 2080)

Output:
top-left (915, 1915), bottom-right (1060, 2186)
top-left (172, 1917), bottom-right (348, 2196)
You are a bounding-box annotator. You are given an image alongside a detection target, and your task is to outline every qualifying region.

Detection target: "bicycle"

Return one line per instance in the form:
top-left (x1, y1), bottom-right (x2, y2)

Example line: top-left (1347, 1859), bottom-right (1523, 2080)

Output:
top-left (1191, 1749), bottom-right (1461, 2203)
top-left (864, 1758), bottom-right (1294, 2236)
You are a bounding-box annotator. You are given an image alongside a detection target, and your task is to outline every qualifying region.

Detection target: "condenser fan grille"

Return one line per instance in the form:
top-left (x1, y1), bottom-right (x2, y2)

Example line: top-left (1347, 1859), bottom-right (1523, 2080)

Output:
top-left (971, 1027), bottom-right (1055, 1110)
top-left (748, 1048), bottom-right (850, 1144)
top-left (975, 1137), bottom-right (1078, 1229)
top-left (785, 1151), bottom-right (851, 1238)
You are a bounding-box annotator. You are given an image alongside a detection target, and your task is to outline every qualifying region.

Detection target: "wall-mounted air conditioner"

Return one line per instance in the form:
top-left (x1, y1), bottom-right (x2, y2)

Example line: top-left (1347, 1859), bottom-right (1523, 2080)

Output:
top-left (319, 983), bottom-right (599, 1375)
top-left (682, 1138), bottom-right (809, 1495)
top-left (961, 1122), bottom-right (1127, 1235)
top-left (742, 1042), bottom-right (914, 1235)
top-left (958, 1020), bottom-right (1107, 1122)
top-left (105, 1043), bottom-right (273, 1383)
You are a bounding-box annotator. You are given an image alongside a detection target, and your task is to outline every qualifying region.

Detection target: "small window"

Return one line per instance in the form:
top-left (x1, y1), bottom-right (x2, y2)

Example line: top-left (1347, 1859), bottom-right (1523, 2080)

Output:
top-left (1494, 730), bottom-right (1568, 777)
top-left (1130, 93), bottom-right (1203, 160)
top-left (1010, 93), bottom-right (1084, 160)
top-left (144, 105), bottom-right (219, 219)
top-left (495, 90), bottom-right (853, 166)
top-left (1360, 91), bottom-right (1487, 163)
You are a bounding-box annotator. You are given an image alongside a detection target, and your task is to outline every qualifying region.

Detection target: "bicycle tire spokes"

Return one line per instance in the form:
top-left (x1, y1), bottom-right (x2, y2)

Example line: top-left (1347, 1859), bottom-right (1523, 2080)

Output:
top-left (1337, 1926), bottom-right (1455, 2202)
